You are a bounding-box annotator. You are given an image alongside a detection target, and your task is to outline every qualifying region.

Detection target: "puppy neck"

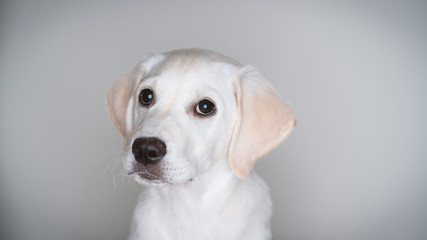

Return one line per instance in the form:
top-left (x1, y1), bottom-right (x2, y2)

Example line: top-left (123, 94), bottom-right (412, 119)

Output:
top-left (149, 160), bottom-right (256, 208)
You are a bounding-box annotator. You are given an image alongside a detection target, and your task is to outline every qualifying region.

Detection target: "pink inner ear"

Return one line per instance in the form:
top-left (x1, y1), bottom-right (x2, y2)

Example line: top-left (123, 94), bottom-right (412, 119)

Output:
top-left (107, 82), bottom-right (133, 137)
top-left (125, 96), bottom-right (135, 137)
top-left (229, 74), bottom-right (295, 178)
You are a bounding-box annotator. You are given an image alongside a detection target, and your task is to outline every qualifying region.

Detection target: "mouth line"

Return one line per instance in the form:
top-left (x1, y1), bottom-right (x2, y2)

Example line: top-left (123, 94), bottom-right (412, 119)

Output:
top-left (136, 170), bottom-right (159, 177)
top-left (132, 170), bottom-right (163, 182)
top-left (127, 167), bottom-right (192, 185)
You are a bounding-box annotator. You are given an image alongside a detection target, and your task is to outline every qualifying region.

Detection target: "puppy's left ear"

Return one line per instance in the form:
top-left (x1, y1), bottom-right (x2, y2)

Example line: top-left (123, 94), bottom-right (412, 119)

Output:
top-left (106, 65), bottom-right (142, 139)
top-left (229, 66), bottom-right (296, 178)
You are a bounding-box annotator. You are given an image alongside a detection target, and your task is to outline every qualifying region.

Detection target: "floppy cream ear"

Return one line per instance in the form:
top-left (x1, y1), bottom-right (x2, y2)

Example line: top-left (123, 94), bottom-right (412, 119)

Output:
top-left (229, 67), bottom-right (296, 178)
top-left (106, 66), bottom-right (142, 139)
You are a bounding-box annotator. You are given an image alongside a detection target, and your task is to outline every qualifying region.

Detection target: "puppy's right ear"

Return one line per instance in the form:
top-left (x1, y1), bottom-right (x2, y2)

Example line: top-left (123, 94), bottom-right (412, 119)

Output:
top-left (106, 65), bottom-right (142, 139)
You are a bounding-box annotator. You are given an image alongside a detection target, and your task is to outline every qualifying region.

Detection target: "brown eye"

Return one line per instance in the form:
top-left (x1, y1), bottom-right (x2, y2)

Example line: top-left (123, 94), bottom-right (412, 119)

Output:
top-left (196, 99), bottom-right (215, 115)
top-left (139, 89), bottom-right (154, 106)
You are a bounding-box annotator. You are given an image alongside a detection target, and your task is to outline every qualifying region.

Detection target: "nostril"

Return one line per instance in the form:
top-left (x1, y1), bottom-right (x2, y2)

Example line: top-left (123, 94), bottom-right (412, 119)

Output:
top-left (147, 150), bottom-right (159, 159)
top-left (132, 137), bottom-right (167, 165)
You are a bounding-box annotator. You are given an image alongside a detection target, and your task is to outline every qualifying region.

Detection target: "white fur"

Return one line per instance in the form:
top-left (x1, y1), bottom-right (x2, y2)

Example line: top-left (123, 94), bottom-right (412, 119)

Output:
top-left (106, 49), bottom-right (295, 240)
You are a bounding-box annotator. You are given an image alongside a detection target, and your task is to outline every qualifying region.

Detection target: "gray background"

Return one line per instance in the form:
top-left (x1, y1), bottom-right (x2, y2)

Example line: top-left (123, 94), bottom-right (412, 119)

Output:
top-left (1, 1), bottom-right (426, 240)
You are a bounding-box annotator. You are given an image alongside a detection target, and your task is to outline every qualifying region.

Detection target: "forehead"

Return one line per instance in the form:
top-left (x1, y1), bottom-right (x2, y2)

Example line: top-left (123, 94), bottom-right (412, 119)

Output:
top-left (142, 53), bottom-right (237, 89)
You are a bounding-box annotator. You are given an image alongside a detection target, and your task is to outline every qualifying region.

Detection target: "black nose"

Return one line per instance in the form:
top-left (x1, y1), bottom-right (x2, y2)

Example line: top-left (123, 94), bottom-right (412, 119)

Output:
top-left (132, 137), bottom-right (167, 165)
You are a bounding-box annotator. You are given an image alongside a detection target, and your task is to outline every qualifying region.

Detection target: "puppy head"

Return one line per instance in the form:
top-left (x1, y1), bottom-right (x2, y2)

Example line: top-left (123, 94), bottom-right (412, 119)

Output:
top-left (106, 49), bottom-right (295, 185)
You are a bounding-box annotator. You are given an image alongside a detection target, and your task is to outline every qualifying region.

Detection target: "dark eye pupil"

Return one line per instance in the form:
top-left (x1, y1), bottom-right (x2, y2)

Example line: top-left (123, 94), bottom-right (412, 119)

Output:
top-left (198, 99), bottom-right (215, 115)
top-left (139, 89), bottom-right (153, 105)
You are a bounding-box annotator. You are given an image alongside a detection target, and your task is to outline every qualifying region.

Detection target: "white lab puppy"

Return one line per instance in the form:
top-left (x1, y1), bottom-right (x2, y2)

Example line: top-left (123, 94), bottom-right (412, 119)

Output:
top-left (106, 49), bottom-right (295, 240)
